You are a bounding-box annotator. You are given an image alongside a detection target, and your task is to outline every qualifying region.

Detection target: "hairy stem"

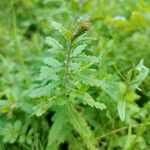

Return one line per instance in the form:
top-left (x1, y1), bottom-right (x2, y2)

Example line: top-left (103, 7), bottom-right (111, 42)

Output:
top-left (65, 40), bottom-right (72, 81)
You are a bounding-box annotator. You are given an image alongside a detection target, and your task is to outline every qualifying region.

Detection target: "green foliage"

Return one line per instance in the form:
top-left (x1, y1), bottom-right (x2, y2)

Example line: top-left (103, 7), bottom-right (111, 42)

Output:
top-left (66, 103), bottom-right (97, 150)
top-left (0, 0), bottom-right (150, 149)
top-left (0, 121), bottom-right (21, 143)
top-left (46, 108), bottom-right (70, 150)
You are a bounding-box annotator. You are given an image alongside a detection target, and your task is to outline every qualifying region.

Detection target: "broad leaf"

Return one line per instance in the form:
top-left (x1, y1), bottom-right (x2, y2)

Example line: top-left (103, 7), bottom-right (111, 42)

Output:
top-left (117, 100), bottom-right (126, 121)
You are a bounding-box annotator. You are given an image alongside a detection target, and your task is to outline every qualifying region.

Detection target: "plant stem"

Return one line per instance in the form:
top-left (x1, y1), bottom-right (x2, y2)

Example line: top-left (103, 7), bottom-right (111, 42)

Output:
top-left (107, 120), bottom-right (115, 150)
top-left (112, 64), bottom-right (126, 82)
top-left (97, 122), bottom-right (150, 140)
top-left (124, 125), bottom-right (132, 150)
top-left (126, 117), bottom-right (150, 150)
top-left (65, 39), bottom-right (72, 81)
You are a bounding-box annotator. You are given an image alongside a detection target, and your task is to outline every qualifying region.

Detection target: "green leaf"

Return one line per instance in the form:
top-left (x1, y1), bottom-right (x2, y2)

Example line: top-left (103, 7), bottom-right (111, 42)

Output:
top-left (51, 21), bottom-right (71, 39)
top-left (74, 36), bottom-right (96, 45)
top-left (44, 57), bottom-right (62, 68)
top-left (81, 92), bottom-right (106, 110)
top-left (0, 121), bottom-right (21, 143)
top-left (77, 74), bottom-right (126, 121)
top-left (131, 60), bottom-right (149, 89)
top-left (77, 14), bottom-right (90, 23)
top-left (71, 44), bottom-right (87, 57)
top-left (78, 74), bottom-right (100, 87)
top-left (70, 62), bottom-right (82, 72)
top-left (32, 99), bottom-right (50, 116)
top-left (98, 80), bottom-right (126, 121)
top-left (99, 80), bottom-right (126, 101)
top-left (66, 103), bottom-right (97, 150)
top-left (77, 74), bottom-right (126, 100)
top-left (46, 108), bottom-right (70, 150)
top-left (45, 36), bottom-right (63, 49)
top-left (75, 54), bottom-right (100, 65)
top-left (37, 66), bottom-right (60, 81)
top-left (117, 100), bottom-right (126, 121)
top-left (29, 82), bottom-right (59, 98)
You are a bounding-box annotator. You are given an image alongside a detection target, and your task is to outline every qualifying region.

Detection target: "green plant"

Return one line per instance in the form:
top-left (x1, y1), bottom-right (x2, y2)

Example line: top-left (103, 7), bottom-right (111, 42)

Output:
top-left (29, 16), bottom-right (106, 150)
top-left (28, 15), bottom-right (149, 149)
top-left (0, 0), bottom-right (150, 150)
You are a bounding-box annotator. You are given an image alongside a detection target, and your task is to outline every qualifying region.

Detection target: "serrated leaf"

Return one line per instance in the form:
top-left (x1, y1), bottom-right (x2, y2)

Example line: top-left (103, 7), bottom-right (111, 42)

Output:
top-left (71, 44), bottom-right (87, 57)
top-left (44, 57), bottom-right (62, 68)
top-left (81, 93), bottom-right (106, 110)
top-left (78, 74), bottom-right (100, 87)
top-left (29, 82), bottom-right (59, 98)
top-left (84, 55), bottom-right (100, 64)
top-left (46, 108), bottom-right (70, 150)
top-left (66, 103), bottom-right (97, 150)
top-left (70, 62), bottom-right (82, 71)
top-left (51, 21), bottom-right (71, 39)
top-left (37, 66), bottom-right (61, 81)
top-left (45, 36), bottom-right (63, 49)
top-left (78, 74), bottom-right (126, 100)
top-left (75, 54), bottom-right (100, 65)
top-left (77, 14), bottom-right (90, 23)
top-left (38, 73), bottom-right (58, 82)
top-left (29, 85), bottom-right (50, 98)
top-left (77, 74), bottom-right (127, 121)
top-left (74, 36), bottom-right (96, 45)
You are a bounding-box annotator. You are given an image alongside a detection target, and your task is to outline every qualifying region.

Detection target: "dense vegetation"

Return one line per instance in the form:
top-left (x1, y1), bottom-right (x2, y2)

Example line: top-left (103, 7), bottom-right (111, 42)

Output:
top-left (0, 0), bottom-right (150, 149)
